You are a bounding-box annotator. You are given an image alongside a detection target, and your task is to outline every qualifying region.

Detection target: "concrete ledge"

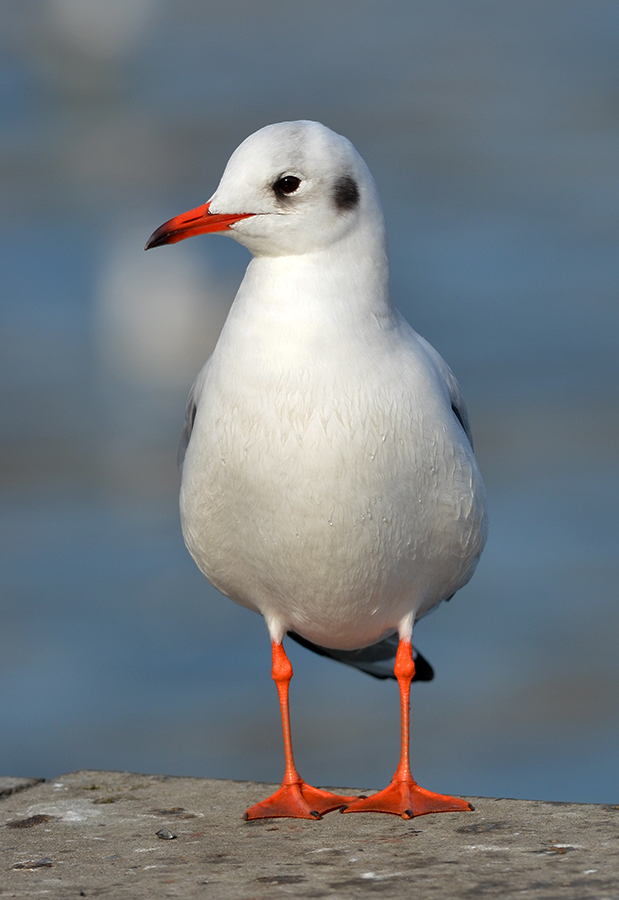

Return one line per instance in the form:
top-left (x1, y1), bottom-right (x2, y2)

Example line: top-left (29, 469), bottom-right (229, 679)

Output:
top-left (1, 770), bottom-right (618, 898)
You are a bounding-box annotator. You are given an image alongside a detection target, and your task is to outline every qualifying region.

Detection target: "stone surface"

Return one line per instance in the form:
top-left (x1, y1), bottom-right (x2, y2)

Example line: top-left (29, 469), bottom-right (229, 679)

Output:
top-left (0, 777), bottom-right (44, 799)
top-left (0, 770), bottom-right (618, 898)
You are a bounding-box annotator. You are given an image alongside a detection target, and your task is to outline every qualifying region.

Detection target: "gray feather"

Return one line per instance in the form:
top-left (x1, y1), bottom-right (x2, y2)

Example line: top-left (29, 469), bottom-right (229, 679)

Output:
top-left (287, 631), bottom-right (434, 681)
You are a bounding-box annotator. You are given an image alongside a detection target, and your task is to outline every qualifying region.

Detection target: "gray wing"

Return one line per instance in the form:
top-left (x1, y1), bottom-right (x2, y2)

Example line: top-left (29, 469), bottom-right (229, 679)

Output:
top-left (177, 365), bottom-right (209, 474)
top-left (287, 631), bottom-right (434, 682)
top-left (416, 334), bottom-right (474, 449)
top-left (446, 373), bottom-right (474, 450)
top-left (177, 386), bottom-right (197, 473)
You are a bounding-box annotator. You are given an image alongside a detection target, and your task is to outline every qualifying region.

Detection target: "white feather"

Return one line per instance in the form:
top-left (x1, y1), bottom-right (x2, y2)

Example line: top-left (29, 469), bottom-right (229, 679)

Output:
top-left (178, 121), bottom-right (487, 649)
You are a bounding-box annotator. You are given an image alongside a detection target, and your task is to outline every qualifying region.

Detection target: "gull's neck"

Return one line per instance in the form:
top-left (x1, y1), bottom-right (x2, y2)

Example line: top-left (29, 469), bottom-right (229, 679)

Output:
top-left (209, 214), bottom-right (400, 383)
top-left (232, 216), bottom-right (394, 327)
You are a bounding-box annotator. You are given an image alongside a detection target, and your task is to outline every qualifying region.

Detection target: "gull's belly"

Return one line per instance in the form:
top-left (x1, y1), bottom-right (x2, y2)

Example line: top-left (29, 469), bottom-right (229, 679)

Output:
top-left (180, 386), bottom-right (486, 649)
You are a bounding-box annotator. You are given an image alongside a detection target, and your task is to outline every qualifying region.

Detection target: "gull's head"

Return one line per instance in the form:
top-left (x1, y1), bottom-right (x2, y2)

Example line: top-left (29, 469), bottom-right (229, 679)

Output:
top-left (145, 121), bottom-right (383, 258)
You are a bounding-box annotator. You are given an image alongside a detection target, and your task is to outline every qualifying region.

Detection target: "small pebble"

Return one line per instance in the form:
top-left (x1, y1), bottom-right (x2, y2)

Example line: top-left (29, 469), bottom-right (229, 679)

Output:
top-left (156, 828), bottom-right (177, 840)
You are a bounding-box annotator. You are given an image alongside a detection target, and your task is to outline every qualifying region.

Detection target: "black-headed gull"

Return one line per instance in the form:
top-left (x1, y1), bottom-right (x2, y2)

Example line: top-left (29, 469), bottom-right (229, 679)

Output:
top-left (146, 121), bottom-right (488, 820)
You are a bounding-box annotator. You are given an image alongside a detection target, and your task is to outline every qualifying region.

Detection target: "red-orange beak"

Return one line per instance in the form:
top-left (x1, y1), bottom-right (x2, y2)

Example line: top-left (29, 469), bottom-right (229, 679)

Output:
top-left (144, 202), bottom-right (254, 250)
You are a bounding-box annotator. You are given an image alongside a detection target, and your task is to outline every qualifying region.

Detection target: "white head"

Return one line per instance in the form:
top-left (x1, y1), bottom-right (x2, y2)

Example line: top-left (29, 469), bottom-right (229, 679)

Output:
top-left (146, 121), bottom-right (385, 259)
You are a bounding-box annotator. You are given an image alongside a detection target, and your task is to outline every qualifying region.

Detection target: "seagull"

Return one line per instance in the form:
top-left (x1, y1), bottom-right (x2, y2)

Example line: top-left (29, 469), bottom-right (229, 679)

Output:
top-left (145, 121), bottom-right (488, 820)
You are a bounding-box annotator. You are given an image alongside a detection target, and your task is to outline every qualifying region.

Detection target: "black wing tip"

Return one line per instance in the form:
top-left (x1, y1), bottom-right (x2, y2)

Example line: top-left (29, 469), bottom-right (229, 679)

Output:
top-left (287, 631), bottom-right (434, 682)
top-left (412, 651), bottom-right (434, 682)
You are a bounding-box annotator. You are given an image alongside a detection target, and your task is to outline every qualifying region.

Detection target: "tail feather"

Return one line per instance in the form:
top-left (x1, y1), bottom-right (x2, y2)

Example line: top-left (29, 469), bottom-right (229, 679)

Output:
top-left (287, 631), bottom-right (434, 682)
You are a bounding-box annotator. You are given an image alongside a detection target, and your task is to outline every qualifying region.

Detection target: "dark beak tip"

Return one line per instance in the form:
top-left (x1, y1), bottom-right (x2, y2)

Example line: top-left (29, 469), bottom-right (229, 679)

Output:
top-left (144, 229), bottom-right (169, 251)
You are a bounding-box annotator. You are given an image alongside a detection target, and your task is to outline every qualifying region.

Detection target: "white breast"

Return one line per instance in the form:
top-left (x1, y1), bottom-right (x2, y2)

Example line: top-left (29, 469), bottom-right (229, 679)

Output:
top-left (179, 273), bottom-right (487, 650)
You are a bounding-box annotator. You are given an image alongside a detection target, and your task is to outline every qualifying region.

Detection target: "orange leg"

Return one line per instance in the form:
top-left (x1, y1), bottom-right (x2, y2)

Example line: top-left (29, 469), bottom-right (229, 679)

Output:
top-left (243, 641), bottom-right (356, 820)
top-left (343, 638), bottom-right (473, 819)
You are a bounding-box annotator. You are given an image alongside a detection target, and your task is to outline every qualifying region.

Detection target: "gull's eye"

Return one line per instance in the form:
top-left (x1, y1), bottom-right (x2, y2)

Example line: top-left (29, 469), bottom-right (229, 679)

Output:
top-left (273, 175), bottom-right (301, 197)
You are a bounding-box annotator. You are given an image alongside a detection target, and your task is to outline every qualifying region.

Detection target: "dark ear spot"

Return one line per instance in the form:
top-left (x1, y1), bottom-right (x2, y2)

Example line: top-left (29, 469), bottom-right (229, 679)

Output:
top-left (333, 175), bottom-right (359, 211)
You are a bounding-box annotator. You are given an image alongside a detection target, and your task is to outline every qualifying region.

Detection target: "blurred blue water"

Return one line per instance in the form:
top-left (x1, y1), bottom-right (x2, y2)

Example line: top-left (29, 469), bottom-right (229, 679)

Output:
top-left (1, 1), bottom-right (618, 803)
